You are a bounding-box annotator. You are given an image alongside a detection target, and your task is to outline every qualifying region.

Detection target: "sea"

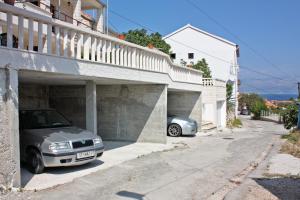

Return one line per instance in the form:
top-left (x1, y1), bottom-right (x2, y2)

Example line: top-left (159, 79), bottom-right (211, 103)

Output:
top-left (259, 94), bottom-right (298, 101)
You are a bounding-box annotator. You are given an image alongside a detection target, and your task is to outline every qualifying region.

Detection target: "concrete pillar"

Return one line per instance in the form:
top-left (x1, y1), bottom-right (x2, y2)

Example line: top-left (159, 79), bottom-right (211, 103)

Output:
top-left (167, 91), bottom-right (202, 126)
top-left (86, 81), bottom-right (97, 135)
top-left (72, 0), bottom-right (82, 25)
top-left (0, 66), bottom-right (20, 189)
top-left (96, 7), bottom-right (104, 33)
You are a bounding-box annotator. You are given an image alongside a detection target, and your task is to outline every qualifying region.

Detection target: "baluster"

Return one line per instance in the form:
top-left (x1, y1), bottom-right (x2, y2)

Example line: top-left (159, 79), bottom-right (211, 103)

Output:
top-left (70, 31), bottom-right (76, 58)
top-left (18, 16), bottom-right (24, 49)
top-left (111, 42), bottom-right (116, 65)
top-left (83, 34), bottom-right (90, 60)
top-left (96, 39), bottom-right (101, 62)
top-left (7, 13), bottom-right (13, 48)
top-left (120, 45), bottom-right (124, 66)
top-left (91, 37), bottom-right (96, 61)
top-left (132, 48), bottom-right (136, 68)
top-left (55, 26), bottom-right (60, 56)
top-left (76, 32), bottom-right (83, 59)
top-left (107, 41), bottom-right (111, 63)
top-left (128, 47), bottom-right (132, 67)
top-left (47, 24), bottom-right (52, 54)
top-left (28, 19), bottom-right (34, 51)
top-left (38, 22), bottom-right (43, 53)
top-left (102, 40), bottom-right (106, 63)
top-left (63, 29), bottom-right (68, 57)
top-left (116, 44), bottom-right (120, 65)
top-left (124, 46), bottom-right (128, 66)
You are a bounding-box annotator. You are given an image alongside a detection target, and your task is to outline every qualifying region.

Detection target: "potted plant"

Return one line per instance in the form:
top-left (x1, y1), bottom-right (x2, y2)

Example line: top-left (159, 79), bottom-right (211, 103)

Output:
top-left (4, 0), bottom-right (15, 6)
top-left (118, 34), bottom-right (126, 40)
top-left (147, 43), bottom-right (154, 49)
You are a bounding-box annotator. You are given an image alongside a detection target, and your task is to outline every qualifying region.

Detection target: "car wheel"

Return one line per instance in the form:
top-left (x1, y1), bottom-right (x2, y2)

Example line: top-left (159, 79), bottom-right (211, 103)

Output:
top-left (27, 148), bottom-right (44, 174)
top-left (168, 123), bottom-right (182, 137)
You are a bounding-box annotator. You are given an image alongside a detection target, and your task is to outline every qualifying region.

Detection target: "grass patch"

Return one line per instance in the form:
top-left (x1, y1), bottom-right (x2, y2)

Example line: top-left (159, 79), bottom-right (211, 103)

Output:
top-left (227, 118), bottom-right (243, 128)
top-left (280, 131), bottom-right (300, 158)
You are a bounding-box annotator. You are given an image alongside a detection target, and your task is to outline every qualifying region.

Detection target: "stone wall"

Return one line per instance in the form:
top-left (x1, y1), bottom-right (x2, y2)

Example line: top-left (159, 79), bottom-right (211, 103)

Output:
top-left (167, 91), bottom-right (202, 126)
top-left (97, 84), bottom-right (167, 143)
top-left (0, 67), bottom-right (20, 190)
top-left (19, 85), bottom-right (49, 110)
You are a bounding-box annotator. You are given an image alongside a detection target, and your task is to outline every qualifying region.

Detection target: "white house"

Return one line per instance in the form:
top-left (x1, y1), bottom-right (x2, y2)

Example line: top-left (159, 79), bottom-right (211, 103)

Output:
top-left (163, 24), bottom-right (239, 125)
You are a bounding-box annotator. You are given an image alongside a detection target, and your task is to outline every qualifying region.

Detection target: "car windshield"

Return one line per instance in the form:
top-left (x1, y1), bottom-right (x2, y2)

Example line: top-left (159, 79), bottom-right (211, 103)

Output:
top-left (19, 110), bottom-right (71, 129)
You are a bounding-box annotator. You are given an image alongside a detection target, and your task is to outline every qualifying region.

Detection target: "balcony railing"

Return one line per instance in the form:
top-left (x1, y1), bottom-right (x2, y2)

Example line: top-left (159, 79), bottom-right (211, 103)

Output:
top-left (0, 2), bottom-right (202, 84)
top-left (202, 78), bottom-right (226, 87)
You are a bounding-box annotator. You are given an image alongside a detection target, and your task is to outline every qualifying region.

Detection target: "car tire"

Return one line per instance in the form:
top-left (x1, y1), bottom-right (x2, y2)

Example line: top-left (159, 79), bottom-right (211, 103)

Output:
top-left (27, 148), bottom-right (45, 174)
top-left (168, 123), bottom-right (182, 137)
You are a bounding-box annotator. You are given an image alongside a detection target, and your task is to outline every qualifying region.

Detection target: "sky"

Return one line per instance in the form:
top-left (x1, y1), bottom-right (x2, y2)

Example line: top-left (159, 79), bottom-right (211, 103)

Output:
top-left (105, 0), bottom-right (300, 94)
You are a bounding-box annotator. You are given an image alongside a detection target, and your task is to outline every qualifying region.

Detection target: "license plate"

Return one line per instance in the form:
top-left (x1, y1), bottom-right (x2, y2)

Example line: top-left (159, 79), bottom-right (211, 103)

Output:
top-left (76, 151), bottom-right (95, 159)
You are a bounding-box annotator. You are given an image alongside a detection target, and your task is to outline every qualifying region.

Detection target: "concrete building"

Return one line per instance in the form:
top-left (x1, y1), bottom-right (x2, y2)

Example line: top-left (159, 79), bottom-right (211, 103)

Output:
top-left (0, 2), bottom-right (226, 190)
top-left (163, 24), bottom-right (239, 124)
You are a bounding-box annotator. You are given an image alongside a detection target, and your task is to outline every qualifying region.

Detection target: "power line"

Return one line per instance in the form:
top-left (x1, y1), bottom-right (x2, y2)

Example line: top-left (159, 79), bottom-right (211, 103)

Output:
top-left (184, 0), bottom-right (299, 82)
top-left (109, 9), bottom-right (295, 84)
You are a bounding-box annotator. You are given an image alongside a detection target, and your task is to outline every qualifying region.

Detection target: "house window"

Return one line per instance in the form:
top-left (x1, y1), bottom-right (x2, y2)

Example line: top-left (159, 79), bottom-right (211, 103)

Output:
top-left (188, 53), bottom-right (194, 59)
top-left (170, 53), bottom-right (176, 59)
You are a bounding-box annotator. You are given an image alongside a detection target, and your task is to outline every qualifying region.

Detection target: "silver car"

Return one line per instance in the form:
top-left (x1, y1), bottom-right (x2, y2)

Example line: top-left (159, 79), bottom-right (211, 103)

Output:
top-left (19, 109), bottom-right (104, 174)
top-left (167, 115), bottom-right (198, 137)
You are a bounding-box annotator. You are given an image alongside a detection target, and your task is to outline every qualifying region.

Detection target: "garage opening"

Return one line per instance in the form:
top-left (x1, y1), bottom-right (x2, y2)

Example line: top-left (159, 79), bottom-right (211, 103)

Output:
top-left (167, 91), bottom-right (202, 136)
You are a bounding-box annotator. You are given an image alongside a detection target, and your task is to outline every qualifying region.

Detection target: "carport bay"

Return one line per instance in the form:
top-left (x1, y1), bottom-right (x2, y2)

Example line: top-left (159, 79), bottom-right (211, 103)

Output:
top-left (16, 70), bottom-right (169, 188)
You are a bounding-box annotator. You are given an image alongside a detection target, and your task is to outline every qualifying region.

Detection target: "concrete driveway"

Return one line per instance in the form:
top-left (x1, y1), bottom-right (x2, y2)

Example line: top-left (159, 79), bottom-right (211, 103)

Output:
top-left (5, 116), bottom-right (288, 200)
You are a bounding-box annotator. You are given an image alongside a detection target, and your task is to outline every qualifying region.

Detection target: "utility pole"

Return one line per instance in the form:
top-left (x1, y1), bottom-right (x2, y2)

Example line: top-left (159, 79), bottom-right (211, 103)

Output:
top-left (297, 82), bottom-right (300, 129)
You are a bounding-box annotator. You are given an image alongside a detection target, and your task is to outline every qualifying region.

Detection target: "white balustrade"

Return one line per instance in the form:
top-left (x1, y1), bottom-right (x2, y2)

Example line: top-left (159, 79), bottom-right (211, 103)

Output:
top-left (0, 2), bottom-right (202, 84)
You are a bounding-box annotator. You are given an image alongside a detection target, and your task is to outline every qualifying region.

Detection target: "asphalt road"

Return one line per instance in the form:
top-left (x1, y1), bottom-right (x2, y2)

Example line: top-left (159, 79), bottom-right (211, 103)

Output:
top-left (2, 116), bottom-right (287, 200)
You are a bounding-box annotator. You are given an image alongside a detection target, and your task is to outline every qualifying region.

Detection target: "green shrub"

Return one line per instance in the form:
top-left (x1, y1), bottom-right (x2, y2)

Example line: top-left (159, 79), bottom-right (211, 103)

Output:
top-left (251, 101), bottom-right (267, 120)
top-left (227, 118), bottom-right (243, 128)
top-left (281, 104), bottom-right (298, 130)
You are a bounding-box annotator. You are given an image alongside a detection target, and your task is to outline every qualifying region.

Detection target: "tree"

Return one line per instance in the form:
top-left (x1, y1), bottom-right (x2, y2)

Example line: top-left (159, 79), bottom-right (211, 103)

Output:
top-left (239, 93), bottom-right (267, 119)
top-left (124, 29), bottom-right (171, 54)
top-left (281, 103), bottom-right (298, 129)
top-left (192, 59), bottom-right (212, 78)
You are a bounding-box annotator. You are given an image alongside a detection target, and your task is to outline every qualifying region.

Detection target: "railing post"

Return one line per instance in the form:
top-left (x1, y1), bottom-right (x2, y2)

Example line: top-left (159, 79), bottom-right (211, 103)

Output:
top-left (120, 45), bottom-right (124, 66)
top-left (83, 34), bottom-right (91, 60)
top-left (91, 37), bottom-right (96, 61)
top-left (28, 19), bottom-right (34, 51)
top-left (107, 41), bottom-right (111, 63)
top-left (38, 22), bottom-right (43, 53)
top-left (116, 45), bottom-right (120, 65)
top-left (55, 26), bottom-right (60, 56)
top-left (128, 47), bottom-right (132, 67)
top-left (76, 32), bottom-right (83, 59)
top-left (18, 16), bottom-right (24, 49)
top-left (101, 40), bottom-right (106, 63)
top-left (47, 24), bottom-right (52, 54)
top-left (63, 29), bottom-right (68, 57)
top-left (70, 31), bottom-right (76, 58)
top-left (7, 13), bottom-right (13, 48)
top-left (96, 39), bottom-right (101, 62)
top-left (124, 46), bottom-right (128, 66)
top-left (111, 42), bottom-right (116, 65)
top-left (131, 48), bottom-right (136, 68)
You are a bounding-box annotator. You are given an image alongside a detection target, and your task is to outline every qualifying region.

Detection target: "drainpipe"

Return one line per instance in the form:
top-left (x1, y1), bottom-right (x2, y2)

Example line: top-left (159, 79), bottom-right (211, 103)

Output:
top-left (297, 82), bottom-right (300, 129)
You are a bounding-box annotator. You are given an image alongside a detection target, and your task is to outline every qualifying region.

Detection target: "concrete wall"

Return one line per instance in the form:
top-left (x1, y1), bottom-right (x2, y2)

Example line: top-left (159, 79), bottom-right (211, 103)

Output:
top-left (49, 86), bottom-right (86, 129)
top-left (167, 91), bottom-right (202, 126)
top-left (19, 85), bottom-right (49, 109)
top-left (0, 67), bottom-right (20, 189)
top-left (97, 84), bottom-right (167, 143)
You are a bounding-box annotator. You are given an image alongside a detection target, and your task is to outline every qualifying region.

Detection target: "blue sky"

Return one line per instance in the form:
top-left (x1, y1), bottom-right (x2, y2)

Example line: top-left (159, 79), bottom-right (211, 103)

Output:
top-left (106, 0), bottom-right (300, 94)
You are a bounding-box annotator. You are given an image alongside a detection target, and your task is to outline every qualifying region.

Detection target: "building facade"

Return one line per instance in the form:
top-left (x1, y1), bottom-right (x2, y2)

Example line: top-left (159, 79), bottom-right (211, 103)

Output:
top-left (164, 24), bottom-right (239, 123)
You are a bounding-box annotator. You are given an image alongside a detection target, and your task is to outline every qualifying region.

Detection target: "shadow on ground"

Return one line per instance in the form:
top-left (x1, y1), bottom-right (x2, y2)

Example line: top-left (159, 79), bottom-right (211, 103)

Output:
top-left (116, 190), bottom-right (145, 200)
top-left (254, 177), bottom-right (300, 200)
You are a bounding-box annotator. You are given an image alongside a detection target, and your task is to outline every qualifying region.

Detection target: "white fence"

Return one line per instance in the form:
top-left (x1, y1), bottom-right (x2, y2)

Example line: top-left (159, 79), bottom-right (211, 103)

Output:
top-left (202, 78), bottom-right (226, 87)
top-left (0, 2), bottom-right (202, 84)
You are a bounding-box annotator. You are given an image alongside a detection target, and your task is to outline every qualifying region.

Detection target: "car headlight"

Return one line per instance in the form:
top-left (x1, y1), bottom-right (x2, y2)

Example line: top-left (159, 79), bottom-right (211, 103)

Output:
top-left (93, 137), bottom-right (102, 146)
top-left (49, 142), bottom-right (71, 152)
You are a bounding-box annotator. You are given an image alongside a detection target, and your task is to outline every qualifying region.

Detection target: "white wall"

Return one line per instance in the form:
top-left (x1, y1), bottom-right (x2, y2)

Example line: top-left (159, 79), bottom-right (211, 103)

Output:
top-left (164, 25), bottom-right (239, 116)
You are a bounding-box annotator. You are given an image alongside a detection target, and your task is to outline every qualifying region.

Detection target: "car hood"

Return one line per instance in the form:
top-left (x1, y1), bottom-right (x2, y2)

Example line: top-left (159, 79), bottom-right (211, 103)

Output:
top-left (23, 126), bottom-right (96, 142)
